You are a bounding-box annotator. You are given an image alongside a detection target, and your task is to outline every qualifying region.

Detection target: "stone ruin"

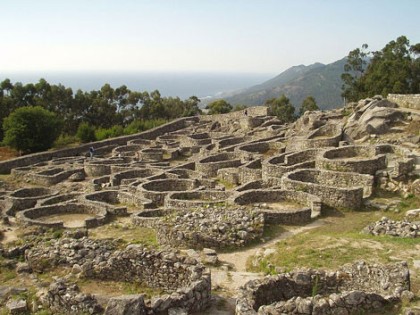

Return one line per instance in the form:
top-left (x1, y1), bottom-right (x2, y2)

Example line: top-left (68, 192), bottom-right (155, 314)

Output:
top-left (0, 96), bottom-right (419, 314)
top-left (236, 261), bottom-right (411, 315)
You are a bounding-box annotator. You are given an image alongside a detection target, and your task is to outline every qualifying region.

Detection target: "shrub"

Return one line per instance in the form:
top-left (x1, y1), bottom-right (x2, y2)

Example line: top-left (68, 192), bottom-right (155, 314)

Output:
top-left (53, 134), bottom-right (79, 149)
top-left (2, 106), bottom-right (62, 153)
top-left (76, 122), bottom-right (96, 143)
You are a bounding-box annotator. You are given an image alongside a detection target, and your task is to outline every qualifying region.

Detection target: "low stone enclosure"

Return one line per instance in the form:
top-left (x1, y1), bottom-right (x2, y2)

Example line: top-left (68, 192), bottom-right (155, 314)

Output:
top-left (233, 189), bottom-right (322, 223)
top-left (236, 261), bottom-right (411, 315)
top-left (281, 169), bottom-right (374, 209)
top-left (26, 238), bottom-right (211, 314)
top-left (16, 202), bottom-right (110, 228)
top-left (0, 100), bottom-right (419, 314)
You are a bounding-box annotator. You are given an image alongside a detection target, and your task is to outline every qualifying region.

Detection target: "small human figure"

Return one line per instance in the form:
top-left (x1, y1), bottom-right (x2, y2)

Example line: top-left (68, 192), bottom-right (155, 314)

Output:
top-left (244, 109), bottom-right (248, 116)
top-left (89, 146), bottom-right (95, 159)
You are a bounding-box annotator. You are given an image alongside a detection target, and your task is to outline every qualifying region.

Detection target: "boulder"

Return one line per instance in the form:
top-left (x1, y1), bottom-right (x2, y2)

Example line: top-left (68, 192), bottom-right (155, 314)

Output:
top-left (6, 299), bottom-right (27, 314)
top-left (345, 99), bottom-right (405, 140)
top-left (105, 294), bottom-right (146, 315)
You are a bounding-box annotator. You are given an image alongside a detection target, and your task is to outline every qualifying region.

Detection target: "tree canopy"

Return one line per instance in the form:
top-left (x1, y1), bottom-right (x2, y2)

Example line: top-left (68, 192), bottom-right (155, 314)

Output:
top-left (205, 99), bottom-right (233, 114)
top-left (342, 36), bottom-right (420, 101)
top-left (2, 106), bottom-right (62, 153)
top-left (265, 94), bottom-right (295, 123)
top-left (299, 96), bottom-right (319, 116)
top-left (0, 79), bottom-right (202, 143)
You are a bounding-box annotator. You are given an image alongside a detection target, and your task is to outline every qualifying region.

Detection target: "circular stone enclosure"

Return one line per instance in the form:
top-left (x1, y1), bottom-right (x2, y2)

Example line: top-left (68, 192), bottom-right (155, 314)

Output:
top-left (6, 187), bottom-right (58, 216)
top-left (139, 179), bottom-right (200, 206)
top-left (16, 202), bottom-right (109, 228)
top-left (281, 169), bottom-right (373, 209)
top-left (165, 190), bottom-right (231, 209)
top-left (317, 145), bottom-right (387, 174)
top-left (233, 189), bottom-right (321, 223)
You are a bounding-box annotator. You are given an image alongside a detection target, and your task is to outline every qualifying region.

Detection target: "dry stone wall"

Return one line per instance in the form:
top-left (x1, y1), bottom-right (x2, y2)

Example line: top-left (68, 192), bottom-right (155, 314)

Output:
top-left (388, 94), bottom-right (420, 110)
top-left (236, 261), bottom-right (411, 315)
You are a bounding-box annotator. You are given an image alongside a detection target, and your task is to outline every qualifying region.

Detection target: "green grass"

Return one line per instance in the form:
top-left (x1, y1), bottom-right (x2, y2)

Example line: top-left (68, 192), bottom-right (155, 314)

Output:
top-left (246, 203), bottom-right (420, 297)
top-left (216, 178), bottom-right (236, 190)
top-left (0, 267), bottom-right (17, 283)
top-left (89, 223), bottom-right (158, 247)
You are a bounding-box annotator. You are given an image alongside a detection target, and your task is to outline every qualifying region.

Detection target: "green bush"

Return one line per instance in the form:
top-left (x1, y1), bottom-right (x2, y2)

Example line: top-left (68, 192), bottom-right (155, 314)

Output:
top-left (53, 134), bottom-right (79, 148)
top-left (205, 99), bottom-right (232, 114)
top-left (95, 125), bottom-right (124, 141)
top-left (2, 106), bottom-right (62, 153)
top-left (76, 122), bottom-right (96, 143)
top-left (124, 119), bottom-right (167, 135)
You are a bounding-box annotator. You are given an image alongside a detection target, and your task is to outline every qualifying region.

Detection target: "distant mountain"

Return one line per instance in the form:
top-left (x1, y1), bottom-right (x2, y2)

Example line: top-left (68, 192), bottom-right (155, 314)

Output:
top-left (224, 58), bottom-right (347, 110)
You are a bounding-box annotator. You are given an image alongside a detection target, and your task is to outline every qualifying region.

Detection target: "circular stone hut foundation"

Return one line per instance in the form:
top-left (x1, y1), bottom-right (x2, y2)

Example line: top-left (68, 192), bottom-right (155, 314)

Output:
top-left (316, 145), bottom-right (387, 174)
top-left (16, 202), bottom-right (109, 228)
top-left (281, 169), bottom-right (373, 209)
top-left (233, 189), bottom-right (321, 223)
top-left (236, 261), bottom-right (411, 315)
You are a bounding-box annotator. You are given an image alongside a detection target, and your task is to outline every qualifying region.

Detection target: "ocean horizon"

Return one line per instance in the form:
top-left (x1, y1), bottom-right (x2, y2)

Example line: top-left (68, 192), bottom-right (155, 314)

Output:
top-left (1, 71), bottom-right (274, 100)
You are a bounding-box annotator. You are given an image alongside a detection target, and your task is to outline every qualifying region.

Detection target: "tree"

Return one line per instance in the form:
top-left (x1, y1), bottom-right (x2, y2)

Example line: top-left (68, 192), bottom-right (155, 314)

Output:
top-left (2, 106), bottom-right (62, 153)
top-left (342, 36), bottom-right (420, 101)
top-left (76, 122), bottom-right (96, 143)
top-left (299, 96), bottom-right (319, 116)
top-left (265, 94), bottom-right (295, 123)
top-left (233, 104), bottom-right (247, 111)
top-left (206, 99), bottom-right (232, 114)
top-left (341, 44), bottom-right (369, 101)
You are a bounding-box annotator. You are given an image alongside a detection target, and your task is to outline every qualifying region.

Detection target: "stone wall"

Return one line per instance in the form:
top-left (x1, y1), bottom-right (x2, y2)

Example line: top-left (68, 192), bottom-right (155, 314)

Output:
top-left (388, 94), bottom-right (420, 110)
top-left (16, 202), bottom-right (109, 228)
top-left (201, 106), bottom-right (269, 125)
top-left (197, 153), bottom-right (242, 177)
top-left (316, 145), bottom-right (387, 175)
top-left (281, 169), bottom-right (373, 209)
top-left (27, 239), bottom-right (211, 314)
top-left (233, 189), bottom-right (322, 222)
top-left (157, 207), bottom-right (264, 249)
top-left (0, 116), bottom-right (197, 174)
top-left (164, 190), bottom-right (231, 209)
top-left (236, 261), bottom-right (411, 315)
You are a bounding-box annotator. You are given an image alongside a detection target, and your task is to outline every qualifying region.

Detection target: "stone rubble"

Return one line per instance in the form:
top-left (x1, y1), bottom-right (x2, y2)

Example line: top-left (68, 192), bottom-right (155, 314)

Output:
top-left (363, 217), bottom-right (419, 238)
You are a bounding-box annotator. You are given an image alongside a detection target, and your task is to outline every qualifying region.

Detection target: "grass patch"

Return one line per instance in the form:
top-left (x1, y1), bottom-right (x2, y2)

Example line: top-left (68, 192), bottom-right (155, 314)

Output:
top-left (406, 120), bottom-right (420, 136)
top-left (216, 178), bottom-right (236, 190)
top-left (89, 222), bottom-right (158, 247)
top-left (0, 267), bottom-right (17, 283)
top-left (246, 208), bottom-right (420, 294)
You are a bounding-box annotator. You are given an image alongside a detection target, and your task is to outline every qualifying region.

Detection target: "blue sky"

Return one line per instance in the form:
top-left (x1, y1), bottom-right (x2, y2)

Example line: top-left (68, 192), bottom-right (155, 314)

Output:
top-left (1, 0), bottom-right (419, 74)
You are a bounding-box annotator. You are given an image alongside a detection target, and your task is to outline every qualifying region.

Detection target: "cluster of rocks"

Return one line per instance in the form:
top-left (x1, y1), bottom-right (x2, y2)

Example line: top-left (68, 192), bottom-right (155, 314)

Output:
top-left (363, 217), bottom-right (419, 238)
top-left (157, 206), bottom-right (264, 249)
top-left (25, 237), bottom-right (118, 272)
top-left (258, 291), bottom-right (395, 315)
top-left (236, 261), bottom-right (412, 315)
top-left (24, 237), bottom-right (211, 314)
top-left (344, 96), bottom-right (405, 140)
top-left (42, 279), bottom-right (103, 314)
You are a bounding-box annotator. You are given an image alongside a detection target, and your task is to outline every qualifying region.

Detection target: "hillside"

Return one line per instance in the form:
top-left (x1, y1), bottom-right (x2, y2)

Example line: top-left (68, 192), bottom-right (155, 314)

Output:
top-left (224, 58), bottom-right (347, 110)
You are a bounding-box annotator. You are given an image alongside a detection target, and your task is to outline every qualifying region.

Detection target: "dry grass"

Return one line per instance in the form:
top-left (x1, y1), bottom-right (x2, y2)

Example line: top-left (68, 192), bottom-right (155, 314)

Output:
top-left (89, 218), bottom-right (158, 247)
top-left (0, 146), bottom-right (19, 161)
top-left (406, 120), bottom-right (420, 136)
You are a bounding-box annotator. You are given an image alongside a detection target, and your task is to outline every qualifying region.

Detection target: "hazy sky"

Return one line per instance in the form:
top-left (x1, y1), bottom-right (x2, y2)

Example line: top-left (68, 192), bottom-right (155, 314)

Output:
top-left (1, 0), bottom-right (419, 74)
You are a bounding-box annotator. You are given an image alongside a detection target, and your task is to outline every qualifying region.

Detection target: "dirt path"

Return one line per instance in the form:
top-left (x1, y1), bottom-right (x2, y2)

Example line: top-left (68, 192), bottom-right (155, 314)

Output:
top-left (203, 219), bottom-right (327, 314)
top-left (217, 219), bottom-right (326, 272)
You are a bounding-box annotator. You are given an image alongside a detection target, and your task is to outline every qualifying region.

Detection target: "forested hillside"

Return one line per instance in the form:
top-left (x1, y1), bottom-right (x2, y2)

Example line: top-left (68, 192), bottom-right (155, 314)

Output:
top-left (224, 59), bottom-right (346, 109)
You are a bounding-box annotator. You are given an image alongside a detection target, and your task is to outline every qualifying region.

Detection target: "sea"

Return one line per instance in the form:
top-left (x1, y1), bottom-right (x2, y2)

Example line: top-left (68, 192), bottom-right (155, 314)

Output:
top-left (1, 71), bottom-right (273, 101)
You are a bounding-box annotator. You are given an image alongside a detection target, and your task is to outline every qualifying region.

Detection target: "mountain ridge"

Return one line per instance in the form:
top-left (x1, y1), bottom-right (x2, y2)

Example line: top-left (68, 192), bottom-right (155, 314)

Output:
top-left (224, 58), bottom-right (346, 110)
